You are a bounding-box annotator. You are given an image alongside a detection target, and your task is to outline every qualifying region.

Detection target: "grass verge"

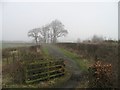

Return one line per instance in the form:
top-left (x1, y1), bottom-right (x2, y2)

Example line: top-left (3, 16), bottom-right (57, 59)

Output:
top-left (41, 44), bottom-right (50, 57)
top-left (55, 45), bottom-right (90, 88)
top-left (56, 45), bottom-right (89, 72)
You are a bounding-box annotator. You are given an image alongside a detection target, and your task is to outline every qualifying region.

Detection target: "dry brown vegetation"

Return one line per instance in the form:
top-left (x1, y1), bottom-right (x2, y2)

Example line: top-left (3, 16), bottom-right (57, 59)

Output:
top-left (88, 61), bottom-right (113, 88)
top-left (2, 45), bottom-right (67, 88)
top-left (57, 42), bottom-right (118, 88)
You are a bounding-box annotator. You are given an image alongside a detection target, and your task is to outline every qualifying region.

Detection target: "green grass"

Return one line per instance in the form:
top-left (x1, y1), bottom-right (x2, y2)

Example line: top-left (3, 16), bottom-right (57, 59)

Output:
top-left (41, 45), bottom-right (49, 56)
top-left (0, 43), bottom-right (1, 49)
top-left (57, 46), bottom-right (89, 72)
top-left (2, 43), bottom-right (33, 49)
top-left (41, 45), bottom-right (53, 61)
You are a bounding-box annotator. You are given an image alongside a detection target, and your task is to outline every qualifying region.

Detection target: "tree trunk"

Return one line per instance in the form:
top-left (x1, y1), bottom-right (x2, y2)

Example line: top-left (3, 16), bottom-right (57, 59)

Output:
top-left (53, 36), bottom-right (57, 43)
top-left (53, 29), bottom-right (57, 43)
top-left (35, 37), bottom-right (38, 45)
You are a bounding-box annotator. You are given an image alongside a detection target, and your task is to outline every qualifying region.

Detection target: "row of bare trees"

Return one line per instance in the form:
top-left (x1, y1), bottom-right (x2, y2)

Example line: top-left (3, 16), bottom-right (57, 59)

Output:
top-left (28, 20), bottom-right (68, 44)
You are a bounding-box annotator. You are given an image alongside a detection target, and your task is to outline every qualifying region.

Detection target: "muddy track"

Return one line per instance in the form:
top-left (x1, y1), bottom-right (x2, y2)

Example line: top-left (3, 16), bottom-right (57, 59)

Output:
top-left (43, 44), bottom-right (82, 88)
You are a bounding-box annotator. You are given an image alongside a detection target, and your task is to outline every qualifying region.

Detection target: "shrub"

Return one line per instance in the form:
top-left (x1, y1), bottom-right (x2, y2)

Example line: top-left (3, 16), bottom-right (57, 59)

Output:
top-left (88, 61), bottom-right (113, 88)
top-left (2, 61), bottom-right (25, 84)
top-left (10, 61), bottom-right (25, 84)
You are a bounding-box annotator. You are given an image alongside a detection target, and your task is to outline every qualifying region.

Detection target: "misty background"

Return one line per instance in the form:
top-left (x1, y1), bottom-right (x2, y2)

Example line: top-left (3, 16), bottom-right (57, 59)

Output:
top-left (1, 2), bottom-right (118, 42)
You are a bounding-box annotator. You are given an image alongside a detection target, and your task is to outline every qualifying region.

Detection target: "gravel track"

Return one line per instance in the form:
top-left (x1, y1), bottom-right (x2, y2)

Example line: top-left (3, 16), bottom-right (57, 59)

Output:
top-left (43, 45), bottom-right (82, 88)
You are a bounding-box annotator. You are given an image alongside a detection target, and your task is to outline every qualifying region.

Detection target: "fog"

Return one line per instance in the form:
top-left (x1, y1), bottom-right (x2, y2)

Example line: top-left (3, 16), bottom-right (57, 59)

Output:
top-left (1, 2), bottom-right (118, 42)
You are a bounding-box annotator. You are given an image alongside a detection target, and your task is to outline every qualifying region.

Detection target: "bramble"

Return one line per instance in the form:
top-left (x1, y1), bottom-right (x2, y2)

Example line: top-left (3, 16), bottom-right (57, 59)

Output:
top-left (88, 61), bottom-right (113, 88)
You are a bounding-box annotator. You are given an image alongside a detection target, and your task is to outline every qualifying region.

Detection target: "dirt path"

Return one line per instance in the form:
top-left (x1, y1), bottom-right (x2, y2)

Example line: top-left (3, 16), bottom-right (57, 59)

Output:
top-left (43, 44), bottom-right (82, 88)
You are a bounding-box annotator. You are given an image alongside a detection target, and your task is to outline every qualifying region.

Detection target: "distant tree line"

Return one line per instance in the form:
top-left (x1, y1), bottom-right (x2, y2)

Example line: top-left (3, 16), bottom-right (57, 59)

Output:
top-left (28, 20), bottom-right (68, 44)
top-left (78, 35), bottom-right (118, 44)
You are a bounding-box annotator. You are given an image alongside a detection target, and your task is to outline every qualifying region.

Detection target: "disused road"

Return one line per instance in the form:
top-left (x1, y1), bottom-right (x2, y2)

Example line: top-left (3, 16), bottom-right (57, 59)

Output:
top-left (43, 44), bottom-right (82, 88)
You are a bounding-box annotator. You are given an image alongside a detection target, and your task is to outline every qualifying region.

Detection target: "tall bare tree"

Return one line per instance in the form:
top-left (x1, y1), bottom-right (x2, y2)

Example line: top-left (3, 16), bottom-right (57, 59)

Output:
top-left (28, 28), bottom-right (40, 45)
top-left (39, 25), bottom-right (50, 43)
top-left (50, 20), bottom-right (68, 43)
top-left (28, 19), bottom-right (68, 44)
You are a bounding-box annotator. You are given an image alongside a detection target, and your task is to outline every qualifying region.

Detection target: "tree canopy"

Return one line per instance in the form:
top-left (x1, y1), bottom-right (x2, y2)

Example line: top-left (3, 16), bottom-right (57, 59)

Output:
top-left (28, 20), bottom-right (68, 44)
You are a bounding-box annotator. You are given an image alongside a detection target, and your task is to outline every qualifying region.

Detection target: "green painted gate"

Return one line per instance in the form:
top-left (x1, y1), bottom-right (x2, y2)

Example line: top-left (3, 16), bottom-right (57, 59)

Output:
top-left (25, 60), bottom-right (65, 84)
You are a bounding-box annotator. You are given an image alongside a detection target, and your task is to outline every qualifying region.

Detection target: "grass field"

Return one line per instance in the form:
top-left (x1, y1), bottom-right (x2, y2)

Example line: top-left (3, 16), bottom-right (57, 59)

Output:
top-left (2, 43), bottom-right (34, 49)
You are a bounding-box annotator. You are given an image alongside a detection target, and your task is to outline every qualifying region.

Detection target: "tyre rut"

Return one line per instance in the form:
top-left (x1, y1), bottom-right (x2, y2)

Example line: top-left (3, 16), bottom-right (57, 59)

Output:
top-left (44, 45), bottom-right (81, 88)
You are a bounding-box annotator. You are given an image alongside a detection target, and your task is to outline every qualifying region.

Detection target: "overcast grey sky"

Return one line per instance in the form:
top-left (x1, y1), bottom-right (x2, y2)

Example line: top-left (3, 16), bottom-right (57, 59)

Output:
top-left (2, 2), bottom-right (118, 42)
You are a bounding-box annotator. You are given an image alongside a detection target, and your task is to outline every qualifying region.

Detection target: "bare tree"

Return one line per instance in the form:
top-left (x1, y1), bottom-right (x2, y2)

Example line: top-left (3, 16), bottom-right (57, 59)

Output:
top-left (39, 25), bottom-right (50, 43)
top-left (28, 19), bottom-right (68, 44)
top-left (92, 35), bottom-right (104, 43)
top-left (48, 27), bottom-right (54, 43)
top-left (38, 36), bottom-right (44, 44)
top-left (28, 28), bottom-right (40, 45)
top-left (50, 20), bottom-right (68, 43)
